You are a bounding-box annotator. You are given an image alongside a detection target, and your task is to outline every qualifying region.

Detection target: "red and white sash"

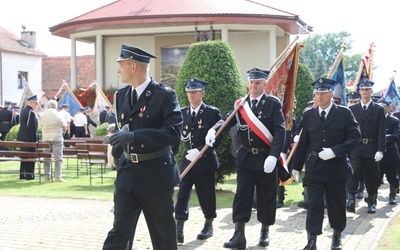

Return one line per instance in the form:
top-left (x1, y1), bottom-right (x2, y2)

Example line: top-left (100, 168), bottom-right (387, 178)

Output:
top-left (235, 98), bottom-right (288, 169)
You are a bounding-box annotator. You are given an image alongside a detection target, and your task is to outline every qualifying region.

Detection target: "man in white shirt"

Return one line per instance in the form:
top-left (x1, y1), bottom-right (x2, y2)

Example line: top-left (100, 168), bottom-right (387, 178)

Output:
top-left (73, 107), bottom-right (88, 138)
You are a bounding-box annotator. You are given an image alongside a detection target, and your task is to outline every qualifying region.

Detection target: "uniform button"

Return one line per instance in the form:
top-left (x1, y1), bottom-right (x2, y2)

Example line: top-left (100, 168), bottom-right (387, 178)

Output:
top-left (141, 144), bottom-right (144, 148)
top-left (129, 118), bottom-right (133, 121)
top-left (130, 147), bottom-right (134, 150)
top-left (323, 139), bottom-right (326, 142)
top-left (322, 130), bottom-right (325, 132)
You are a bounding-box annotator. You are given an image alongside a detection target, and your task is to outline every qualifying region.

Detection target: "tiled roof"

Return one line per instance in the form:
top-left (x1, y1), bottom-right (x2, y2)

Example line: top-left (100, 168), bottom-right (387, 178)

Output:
top-left (50, 0), bottom-right (307, 38)
top-left (0, 26), bottom-right (46, 56)
top-left (42, 55), bottom-right (95, 97)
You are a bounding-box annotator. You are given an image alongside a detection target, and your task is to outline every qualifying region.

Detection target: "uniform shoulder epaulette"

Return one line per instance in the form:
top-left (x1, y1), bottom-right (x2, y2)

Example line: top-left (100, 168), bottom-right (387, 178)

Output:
top-left (303, 107), bottom-right (314, 114)
top-left (181, 106), bottom-right (189, 112)
top-left (157, 83), bottom-right (174, 92)
top-left (337, 105), bottom-right (350, 111)
top-left (205, 104), bottom-right (219, 111)
top-left (117, 84), bottom-right (131, 91)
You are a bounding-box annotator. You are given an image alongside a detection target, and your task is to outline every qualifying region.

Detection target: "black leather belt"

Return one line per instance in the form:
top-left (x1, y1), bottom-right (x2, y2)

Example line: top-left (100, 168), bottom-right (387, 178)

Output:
top-left (361, 138), bottom-right (375, 144)
top-left (124, 147), bottom-right (171, 163)
top-left (310, 150), bottom-right (319, 156)
top-left (242, 146), bottom-right (269, 154)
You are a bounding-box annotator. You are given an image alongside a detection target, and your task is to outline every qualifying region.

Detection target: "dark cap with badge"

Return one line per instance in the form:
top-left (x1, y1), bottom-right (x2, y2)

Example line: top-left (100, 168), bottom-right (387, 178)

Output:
top-left (4, 100), bottom-right (12, 105)
top-left (27, 95), bottom-right (38, 102)
top-left (312, 77), bottom-right (336, 92)
top-left (377, 97), bottom-right (391, 107)
top-left (247, 67), bottom-right (270, 80)
top-left (357, 77), bottom-right (374, 89)
top-left (347, 91), bottom-right (361, 101)
top-left (185, 78), bottom-right (207, 91)
top-left (117, 44), bottom-right (157, 63)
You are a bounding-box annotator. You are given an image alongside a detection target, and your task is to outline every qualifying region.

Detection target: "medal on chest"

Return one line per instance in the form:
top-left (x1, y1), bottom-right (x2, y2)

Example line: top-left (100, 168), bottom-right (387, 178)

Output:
top-left (139, 106), bottom-right (146, 118)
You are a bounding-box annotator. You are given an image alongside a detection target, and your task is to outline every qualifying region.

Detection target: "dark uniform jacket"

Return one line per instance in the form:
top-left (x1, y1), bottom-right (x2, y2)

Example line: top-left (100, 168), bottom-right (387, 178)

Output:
top-left (99, 110), bottom-right (107, 124)
top-left (114, 79), bottom-right (183, 195)
top-left (179, 103), bottom-right (222, 175)
top-left (0, 108), bottom-right (13, 133)
top-left (292, 104), bottom-right (360, 182)
top-left (381, 114), bottom-right (400, 163)
top-left (349, 102), bottom-right (386, 157)
top-left (213, 94), bottom-right (286, 170)
top-left (17, 106), bottom-right (38, 142)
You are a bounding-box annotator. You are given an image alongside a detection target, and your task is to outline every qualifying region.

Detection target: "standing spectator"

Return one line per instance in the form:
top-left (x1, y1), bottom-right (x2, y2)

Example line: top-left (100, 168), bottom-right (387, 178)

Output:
top-left (59, 104), bottom-right (73, 139)
top-left (291, 77), bottom-right (360, 250)
top-left (347, 78), bottom-right (386, 214)
top-left (103, 44), bottom-right (182, 250)
top-left (376, 98), bottom-right (399, 205)
top-left (174, 78), bottom-right (222, 243)
top-left (99, 106), bottom-right (110, 125)
top-left (84, 106), bottom-right (97, 137)
top-left (206, 67), bottom-right (286, 248)
top-left (17, 95), bottom-right (39, 180)
top-left (40, 100), bottom-right (67, 182)
top-left (107, 107), bottom-right (116, 124)
top-left (0, 100), bottom-right (13, 142)
top-left (12, 105), bottom-right (20, 126)
top-left (73, 108), bottom-right (88, 138)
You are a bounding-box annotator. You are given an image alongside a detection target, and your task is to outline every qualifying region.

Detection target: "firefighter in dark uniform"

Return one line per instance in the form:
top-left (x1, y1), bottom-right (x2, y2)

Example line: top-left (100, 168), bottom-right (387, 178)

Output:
top-left (291, 78), bottom-right (360, 250)
top-left (376, 98), bottom-right (400, 205)
top-left (206, 67), bottom-right (286, 249)
top-left (347, 78), bottom-right (386, 214)
top-left (174, 78), bottom-right (223, 243)
top-left (103, 44), bottom-right (183, 250)
top-left (0, 100), bottom-right (13, 142)
top-left (17, 95), bottom-right (39, 180)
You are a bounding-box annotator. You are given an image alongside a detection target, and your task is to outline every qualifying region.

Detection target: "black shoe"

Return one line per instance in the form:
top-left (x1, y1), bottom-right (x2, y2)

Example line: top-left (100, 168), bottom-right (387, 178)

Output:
top-left (346, 194), bottom-right (356, 213)
top-left (331, 231), bottom-right (342, 250)
top-left (197, 219), bottom-right (213, 240)
top-left (297, 200), bottom-right (308, 209)
top-left (356, 191), bottom-right (363, 200)
top-left (223, 231), bottom-right (246, 249)
top-left (303, 233), bottom-right (317, 250)
top-left (276, 199), bottom-right (284, 208)
top-left (176, 219), bottom-right (184, 243)
top-left (258, 225), bottom-right (269, 247)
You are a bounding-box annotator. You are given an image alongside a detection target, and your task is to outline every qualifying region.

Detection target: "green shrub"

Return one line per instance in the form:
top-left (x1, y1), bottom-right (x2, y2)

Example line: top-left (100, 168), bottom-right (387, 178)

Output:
top-left (175, 40), bottom-right (246, 183)
top-left (95, 123), bottom-right (109, 136)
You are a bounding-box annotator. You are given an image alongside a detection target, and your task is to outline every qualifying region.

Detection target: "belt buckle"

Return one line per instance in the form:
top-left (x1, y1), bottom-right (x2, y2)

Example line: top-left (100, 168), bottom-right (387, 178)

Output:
top-left (130, 153), bottom-right (139, 163)
top-left (251, 148), bottom-right (258, 154)
top-left (362, 139), bottom-right (369, 144)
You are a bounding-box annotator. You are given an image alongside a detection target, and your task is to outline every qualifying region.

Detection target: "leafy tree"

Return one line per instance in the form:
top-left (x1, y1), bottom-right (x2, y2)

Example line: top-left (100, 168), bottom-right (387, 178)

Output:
top-left (294, 63), bottom-right (315, 119)
top-left (175, 40), bottom-right (246, 183)
top-left (300, 32), bottom-right (361, 80)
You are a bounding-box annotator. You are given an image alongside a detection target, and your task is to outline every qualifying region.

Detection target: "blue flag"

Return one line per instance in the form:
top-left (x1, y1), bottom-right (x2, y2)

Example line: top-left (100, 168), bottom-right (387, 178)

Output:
top-left (384, 79), bottom-right (400, 112)
top-left (331, 58), bottom-right (347, 106)
top-left (58, 89), bottom-right (82, 116)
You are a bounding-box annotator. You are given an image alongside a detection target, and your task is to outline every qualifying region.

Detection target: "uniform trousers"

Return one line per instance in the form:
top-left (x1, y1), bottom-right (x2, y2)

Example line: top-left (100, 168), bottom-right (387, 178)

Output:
top-left (19, 147), bottom-right (35, 180)
top-left (347, 154), bottom-right (380, 195)
top-left (74, 127), bottom-right (85, 138)
top-left (175, 170), bottom-right (217, 220)
top-left (306, 180), bottom-right (347, 235)
top-left (103, 188), bottom-right (177, 250)
top-left (232, 167), bottom-right (277, 225)
top-left (379, 162), bottom-right (399, 189)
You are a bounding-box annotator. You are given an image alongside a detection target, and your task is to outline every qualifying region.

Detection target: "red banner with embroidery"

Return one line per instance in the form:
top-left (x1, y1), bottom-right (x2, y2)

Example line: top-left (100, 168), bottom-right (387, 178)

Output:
top-left (265, 43), bottom-right (301, 130)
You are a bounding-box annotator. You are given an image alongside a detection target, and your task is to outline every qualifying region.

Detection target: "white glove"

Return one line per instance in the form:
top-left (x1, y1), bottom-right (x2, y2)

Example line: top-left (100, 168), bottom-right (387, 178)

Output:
top-left (293, 135), bottom-right (300, 143)
top-left (319, 147), bottom-right (336, 161)
top-left (263, 156), bottom-right (277, 173)
top-left (205, 128), bottom-right (216, 147)
top-left (281, 153), bottom-right (287, 160)
top-left (374, 151), bottom-right (383, 162)
top-left (292, 169), bottom-right (300, 182)
top-left (185, 148), bottom-right (200, 162)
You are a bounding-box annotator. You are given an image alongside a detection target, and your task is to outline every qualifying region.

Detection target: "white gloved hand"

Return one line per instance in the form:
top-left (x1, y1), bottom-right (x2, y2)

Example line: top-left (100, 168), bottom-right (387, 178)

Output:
top-left (374, 151), bottom-right (383, 162)
top-left (281, 153), bottom-right (287, 160)
top-left (292, 169), bottom-right (300, 182)
top-left (205, 128), bottom-right (216, 147)
top-left (293, 135), bottom-right (300, 143)
top-left (263, 156), bottom-right (277, 173)
top-left (185, 148), bottom-right (200, 162)
top-left (319, 147), bottom-right (336, 161)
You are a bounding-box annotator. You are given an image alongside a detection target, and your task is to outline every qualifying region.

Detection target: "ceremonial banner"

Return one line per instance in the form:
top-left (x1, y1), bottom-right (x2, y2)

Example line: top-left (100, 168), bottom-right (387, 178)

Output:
top-left (58, 85), bottom-right (83, 116)
top-left (331, 58), bottom-right (347, 106)
top-left (92, 84), bottom-right (113, 116)
top-left (265, 43), bottom-right (301, 130)
top-left (384, 79), bottom-right (400, 112)
top-left (18, 84), bottom-right (34, 109)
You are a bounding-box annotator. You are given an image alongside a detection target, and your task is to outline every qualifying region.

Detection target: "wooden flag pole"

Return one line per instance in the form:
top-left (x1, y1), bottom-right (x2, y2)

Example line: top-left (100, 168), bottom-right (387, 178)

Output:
top-left (180, 34), bottom-right (303, 180)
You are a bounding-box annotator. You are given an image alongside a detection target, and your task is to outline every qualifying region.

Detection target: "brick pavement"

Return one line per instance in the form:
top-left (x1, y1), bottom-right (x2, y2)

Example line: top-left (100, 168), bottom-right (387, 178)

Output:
top-left (0, 182), bottom-right (399, 250)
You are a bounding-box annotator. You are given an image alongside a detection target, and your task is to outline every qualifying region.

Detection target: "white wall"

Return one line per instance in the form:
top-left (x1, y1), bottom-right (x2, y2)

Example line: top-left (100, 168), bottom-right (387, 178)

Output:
top-left (103, 36), bottom-right (156, 89)
top-left (1, 52), bottom-right (42, 104)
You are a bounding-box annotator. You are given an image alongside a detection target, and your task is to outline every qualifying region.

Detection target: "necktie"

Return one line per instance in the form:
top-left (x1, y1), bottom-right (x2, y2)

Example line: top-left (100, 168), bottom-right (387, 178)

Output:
top-left (131, 89), bottom-right (137, 108)
top-left (251, 99), bottom-right (258, 114)
top-left (363, 105), bottom-right (367, 113)
top-left (191, 111), bottom-right (196, 122)
top-left (320, 110), bottom-right (326, 124)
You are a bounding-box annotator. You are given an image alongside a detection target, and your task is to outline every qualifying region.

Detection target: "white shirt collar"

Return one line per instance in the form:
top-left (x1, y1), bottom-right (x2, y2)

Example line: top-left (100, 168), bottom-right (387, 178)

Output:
top-left (319, 102), bottom-right (333, 116)
top-left (191, 102), bottom-right (203, 115)
top-left (132, 78), bottom-right (151, 99)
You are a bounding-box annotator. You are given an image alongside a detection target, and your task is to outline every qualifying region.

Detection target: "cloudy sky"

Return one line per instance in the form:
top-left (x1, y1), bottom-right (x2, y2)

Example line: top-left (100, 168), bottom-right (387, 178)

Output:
top-left (1, 0), bottom-right (397, 91)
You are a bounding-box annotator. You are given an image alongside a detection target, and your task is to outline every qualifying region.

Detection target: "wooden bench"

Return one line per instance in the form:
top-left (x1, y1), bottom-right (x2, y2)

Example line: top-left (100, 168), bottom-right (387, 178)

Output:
top-left (75, 143), bottom-right (108, 185)
top-left (0, 141), bottom-right (54, 182)
top-left (63, 137), bottom-right (105, 177)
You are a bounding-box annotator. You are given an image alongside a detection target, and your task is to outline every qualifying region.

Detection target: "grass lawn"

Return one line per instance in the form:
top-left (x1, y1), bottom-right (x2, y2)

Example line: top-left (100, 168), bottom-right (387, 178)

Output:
top-left (0, 160), bottom-right (398, 248)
